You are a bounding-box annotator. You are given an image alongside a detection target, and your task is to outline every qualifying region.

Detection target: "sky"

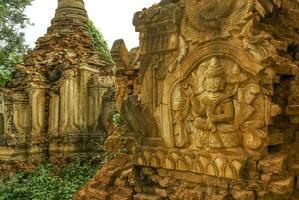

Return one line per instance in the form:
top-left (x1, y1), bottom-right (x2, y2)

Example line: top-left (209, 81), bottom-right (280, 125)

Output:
top-left (24, 0), bottom-right (160, 50)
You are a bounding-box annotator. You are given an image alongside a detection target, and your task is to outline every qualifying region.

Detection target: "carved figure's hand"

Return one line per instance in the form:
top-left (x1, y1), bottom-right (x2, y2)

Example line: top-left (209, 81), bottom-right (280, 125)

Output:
top-left (194, 117), bottom-right (212, 131)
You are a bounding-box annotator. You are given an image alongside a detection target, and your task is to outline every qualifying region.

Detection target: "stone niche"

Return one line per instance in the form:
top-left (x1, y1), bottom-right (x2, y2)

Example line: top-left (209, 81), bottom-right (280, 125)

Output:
top-left (129, 0), bottom-right (288, 181)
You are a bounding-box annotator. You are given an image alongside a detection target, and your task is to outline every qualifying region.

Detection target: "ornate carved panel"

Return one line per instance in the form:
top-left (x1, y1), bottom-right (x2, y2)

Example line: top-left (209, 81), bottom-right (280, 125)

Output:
top-left (132, 0), bottom-right (282, 179)
top-left (12, 94), bottom-right (31, 136)
top-left (170, 55), bottom-right (279, 156)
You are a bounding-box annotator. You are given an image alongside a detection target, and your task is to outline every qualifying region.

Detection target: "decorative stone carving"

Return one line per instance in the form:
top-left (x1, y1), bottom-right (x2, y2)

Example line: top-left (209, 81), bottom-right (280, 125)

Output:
top-left (131, 0), bottom-right (282, 180)
top-left (48, 92), bottom-right (60, 135)
top-left (182, 0), bottom-right (252, 44)
top-left (29, 85), bottom-right (46, 137)
top-left (12, 93), bottom-right (31, 137)
top-left (170, 56), bottom-right (279, 156)
top-left (135, 146), bottom-right (246, 179)
top-left (59, 69), bottom-right (78, 133)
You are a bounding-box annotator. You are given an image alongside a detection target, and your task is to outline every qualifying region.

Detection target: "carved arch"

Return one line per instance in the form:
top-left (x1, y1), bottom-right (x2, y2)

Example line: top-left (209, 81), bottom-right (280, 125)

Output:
top-left (161, 42), bottom-right (265, 147)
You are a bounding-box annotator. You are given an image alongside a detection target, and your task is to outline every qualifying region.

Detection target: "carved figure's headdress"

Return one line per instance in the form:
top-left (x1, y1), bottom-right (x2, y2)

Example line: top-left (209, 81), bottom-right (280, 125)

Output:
top-left (205, 57), bottom-right (225, 78)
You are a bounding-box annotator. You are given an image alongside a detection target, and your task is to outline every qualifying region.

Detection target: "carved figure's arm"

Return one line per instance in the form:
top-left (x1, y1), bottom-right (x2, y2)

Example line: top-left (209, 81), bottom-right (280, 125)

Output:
top-left (209, 99), bottom-right (235, 123)
top-left (191, 96), bottom-right (205, 117)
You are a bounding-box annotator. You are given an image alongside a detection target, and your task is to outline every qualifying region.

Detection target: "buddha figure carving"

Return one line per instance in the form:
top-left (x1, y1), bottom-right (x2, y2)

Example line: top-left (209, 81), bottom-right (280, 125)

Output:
top-left (172, 56), bottom-right (280, 156)
top-left (191, 57), bottom-right (238, 149)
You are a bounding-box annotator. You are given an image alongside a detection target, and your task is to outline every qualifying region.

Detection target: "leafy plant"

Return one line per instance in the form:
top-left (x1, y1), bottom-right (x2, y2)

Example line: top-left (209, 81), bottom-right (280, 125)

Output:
top-left (87, 20), bottom-right (114, 64)
top-left (112, 113), bottom-right (122, 127)
top-left (0, 161), bottom-right (98, 200)
top-left (0, 0), bottom-right (32, 85)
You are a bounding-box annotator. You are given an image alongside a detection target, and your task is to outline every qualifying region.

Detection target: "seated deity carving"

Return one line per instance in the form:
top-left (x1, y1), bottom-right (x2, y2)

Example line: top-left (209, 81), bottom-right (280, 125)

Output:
top-left (172, 56), bottom-right (280, 155)
top-left (190, 57), bottom-right (239, 149)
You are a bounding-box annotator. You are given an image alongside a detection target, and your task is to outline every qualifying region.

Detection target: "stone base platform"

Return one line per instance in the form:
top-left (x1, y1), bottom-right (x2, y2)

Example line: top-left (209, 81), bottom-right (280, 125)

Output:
top-left (134, 146), bottom-right (248, 179)
top-left (49, 133), bottom-right (106, 165)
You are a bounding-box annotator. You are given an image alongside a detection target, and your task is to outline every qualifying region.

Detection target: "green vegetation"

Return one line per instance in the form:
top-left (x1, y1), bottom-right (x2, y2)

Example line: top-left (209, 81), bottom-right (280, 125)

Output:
top-left (87, 20), bottom-right (114, 64)
top-left (0, 161), bottom-right (98, 200)
top-left (0, 0), bottom-right (32, 85)
top-left (112, 113), bottom-right (122, 127)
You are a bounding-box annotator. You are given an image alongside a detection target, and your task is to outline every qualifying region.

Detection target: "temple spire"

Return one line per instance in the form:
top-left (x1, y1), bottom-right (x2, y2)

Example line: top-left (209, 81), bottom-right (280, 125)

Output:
top-left (51, 0), bottom-right (88, 28)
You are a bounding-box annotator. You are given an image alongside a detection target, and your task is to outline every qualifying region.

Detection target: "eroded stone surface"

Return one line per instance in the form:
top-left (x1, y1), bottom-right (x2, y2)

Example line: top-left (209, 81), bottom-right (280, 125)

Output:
top-left (73, 153), bottom-right (134, 200)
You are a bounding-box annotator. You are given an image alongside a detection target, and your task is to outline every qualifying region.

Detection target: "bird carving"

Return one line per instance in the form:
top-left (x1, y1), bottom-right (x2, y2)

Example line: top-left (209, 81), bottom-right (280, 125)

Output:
top-left (198, 0), bottom-right (233, 31)
top-left (183, 0), bottom-right (253, 42)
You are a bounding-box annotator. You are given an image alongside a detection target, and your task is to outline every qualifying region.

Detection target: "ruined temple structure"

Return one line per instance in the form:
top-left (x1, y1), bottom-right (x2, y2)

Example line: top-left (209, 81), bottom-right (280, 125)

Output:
top-left (0, 0), bottom-right (114, 167)
top-left (100, 0), bottom-right (299, 199)
top-left (111, 39), bottom-right (140, 113)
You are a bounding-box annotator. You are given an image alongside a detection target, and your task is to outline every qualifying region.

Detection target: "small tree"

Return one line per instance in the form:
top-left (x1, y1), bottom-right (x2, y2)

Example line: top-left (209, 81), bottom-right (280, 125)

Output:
top-left (0, 0), bottom-right (32, 85)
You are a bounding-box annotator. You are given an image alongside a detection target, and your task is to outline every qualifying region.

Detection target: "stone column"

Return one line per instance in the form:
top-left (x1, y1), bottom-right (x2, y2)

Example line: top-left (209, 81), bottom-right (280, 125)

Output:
top-left (12, 93), bottom-right (30, 144)
top-left (87, 75), bottom-right (112, 132)
top-left (59, 69), bottom-right (78, 134)
top-left (87, 76), bottom-right (100, 131)
top-left (48, 92), bottom-right (60, 136)
top-left (28, 84), bottom-right (46, 137)
top-left (78, 67), bottom-right (91, 132)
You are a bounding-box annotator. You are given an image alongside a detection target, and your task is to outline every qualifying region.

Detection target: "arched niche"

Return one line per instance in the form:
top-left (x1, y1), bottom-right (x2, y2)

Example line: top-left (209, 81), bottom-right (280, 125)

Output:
top-left (160, 41), bottom-right (265, 148)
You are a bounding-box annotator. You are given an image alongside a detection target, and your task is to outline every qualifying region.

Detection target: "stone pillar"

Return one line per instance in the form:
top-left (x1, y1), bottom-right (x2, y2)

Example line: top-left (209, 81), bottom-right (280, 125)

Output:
top-left (28, 85), bottom-right (46, 137)
top-left (78, 67), bottom-right (91, 132)
top-left (48, 92), bottom-right (60, 136)
top-left (87, 76), bottom-right (113, 132)
top-left (59, 69), bottom-right (78, 134)
top-left (12, 93), bottom-right (30, 144)
top-left (87, 76), bottom-right (101, 131)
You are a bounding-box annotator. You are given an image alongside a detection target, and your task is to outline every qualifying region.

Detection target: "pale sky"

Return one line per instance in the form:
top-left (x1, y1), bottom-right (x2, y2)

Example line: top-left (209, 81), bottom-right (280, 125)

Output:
top-left (24, 0), bottom-right (160, 50)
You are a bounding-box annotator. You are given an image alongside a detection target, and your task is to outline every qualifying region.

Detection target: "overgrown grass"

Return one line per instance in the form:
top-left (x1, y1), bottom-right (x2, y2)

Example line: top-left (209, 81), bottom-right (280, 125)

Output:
top-left (0, 161), bottom-right (98, 200)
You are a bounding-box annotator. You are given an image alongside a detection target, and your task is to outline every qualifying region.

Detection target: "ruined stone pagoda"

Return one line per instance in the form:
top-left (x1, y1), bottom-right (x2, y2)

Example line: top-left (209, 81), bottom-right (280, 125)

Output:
top-left (0, 0), bottom-right (114, 167)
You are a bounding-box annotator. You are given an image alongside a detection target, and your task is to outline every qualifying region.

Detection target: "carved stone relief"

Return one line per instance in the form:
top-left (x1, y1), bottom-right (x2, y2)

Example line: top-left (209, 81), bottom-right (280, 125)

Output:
top-left (29, 86), bottom-right (46, 137)
top-left (12, 93), bottom-right (31, 136)
top-left (182, 0), bottom-right (253, 44)
top-left (171, 56), bottom-right (279, 156)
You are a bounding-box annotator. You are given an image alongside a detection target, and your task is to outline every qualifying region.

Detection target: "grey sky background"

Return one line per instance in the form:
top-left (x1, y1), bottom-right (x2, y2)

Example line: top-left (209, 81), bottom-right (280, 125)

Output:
top-left (24, 0), bottom-right (160, 50)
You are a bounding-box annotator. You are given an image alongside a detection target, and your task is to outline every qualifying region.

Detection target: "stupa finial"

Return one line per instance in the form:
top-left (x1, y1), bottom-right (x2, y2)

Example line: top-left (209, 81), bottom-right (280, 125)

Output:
top-left (51, 0), bottom-right (88, 27)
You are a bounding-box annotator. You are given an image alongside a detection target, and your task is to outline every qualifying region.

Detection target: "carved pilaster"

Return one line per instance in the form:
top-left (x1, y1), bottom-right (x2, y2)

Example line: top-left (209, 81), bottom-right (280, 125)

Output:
top-left (87, 75), bottom-right (101, 131)
top-left (78, 67), bottom-right (92, 132)
top-left (12, 93), bottom-right (30, 143)
top-left (59, 69), bottom-right (78, 133)
top-left (28, 84), bottom-right (46, 137)
top-left (48, 92), bottom-right (60, 135)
